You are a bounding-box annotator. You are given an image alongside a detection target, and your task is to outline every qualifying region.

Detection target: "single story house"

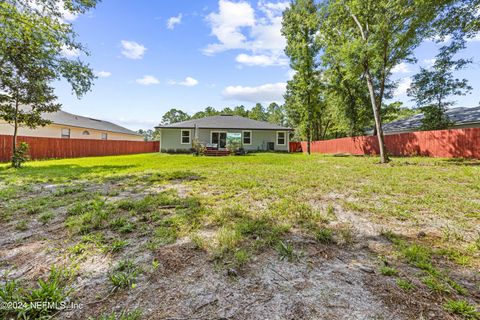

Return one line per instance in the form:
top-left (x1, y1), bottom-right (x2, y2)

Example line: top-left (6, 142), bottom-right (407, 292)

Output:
top-left (156, 115), bottom-right (293, 152)
top-left (382, 106), bottom-right (480, 134)
top-left (0, 109), bottom-right (143, 141)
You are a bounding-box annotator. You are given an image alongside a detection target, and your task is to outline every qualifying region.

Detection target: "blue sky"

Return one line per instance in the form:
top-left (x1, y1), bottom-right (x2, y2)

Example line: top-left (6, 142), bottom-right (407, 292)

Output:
top-left (55, 0), bottom-right (480, 130)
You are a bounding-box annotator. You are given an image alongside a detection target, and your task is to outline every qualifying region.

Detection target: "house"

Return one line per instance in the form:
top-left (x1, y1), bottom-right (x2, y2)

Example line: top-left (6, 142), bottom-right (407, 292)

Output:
top-left (156, 115), bottom-right (292, 153)
top-left (0, 109), bottom-right (143, 141)
top-left (382, 106), bottom-right (480, 134)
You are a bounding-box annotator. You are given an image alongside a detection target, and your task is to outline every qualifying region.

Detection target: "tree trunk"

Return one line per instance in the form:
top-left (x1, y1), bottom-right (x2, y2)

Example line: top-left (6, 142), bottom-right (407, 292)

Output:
top-left (11, 100), bottom-right (19, 167)
top-left (365, 71), bottom-right (389, 163)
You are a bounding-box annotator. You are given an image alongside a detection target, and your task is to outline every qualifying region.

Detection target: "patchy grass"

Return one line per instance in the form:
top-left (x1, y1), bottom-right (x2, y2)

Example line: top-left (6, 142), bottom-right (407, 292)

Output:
top-left (0, 153), bottom-right (479, 318)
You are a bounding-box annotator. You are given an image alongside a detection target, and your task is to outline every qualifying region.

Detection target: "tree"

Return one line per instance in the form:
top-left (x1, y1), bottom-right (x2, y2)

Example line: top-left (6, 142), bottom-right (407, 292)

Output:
top-left (318, 0), bottom-right (451, 163)
top-left (266, 102), bottom-right (285, 126)
top-left (233, 105), bottom-right (249, 118)
top-left (282, 0), bottom-right (322, 155)
top-left (407, 41), bottom-right (472, 130)
top-left (161, 108), bottom-right (191, 125)
top-left (137, 129), bottom-right (155, 141)
top-left (250, 103), bottom-right (267, 121)
top-left (0, 0), bottom-right (97, 167)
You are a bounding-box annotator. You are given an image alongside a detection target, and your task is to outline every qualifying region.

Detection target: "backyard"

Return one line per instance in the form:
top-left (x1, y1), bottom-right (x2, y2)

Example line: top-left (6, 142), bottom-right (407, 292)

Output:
top-left (0, 153), bottom-right (479, 319)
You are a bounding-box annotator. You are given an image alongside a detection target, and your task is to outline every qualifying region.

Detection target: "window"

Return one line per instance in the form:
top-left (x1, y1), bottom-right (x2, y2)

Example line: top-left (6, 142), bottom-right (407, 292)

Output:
top-left (276, 131), bottom-right (286, 145)
top-left (82, 130), bottom-right (90, 136)
top-left (181, 130), bottom-right (191, 144)
top-left (101, 133), bottom-right (108, 140)
top-left (242, 131), bottom-right (252, 145)
top-left (61, 128), bottom-right (70, 139)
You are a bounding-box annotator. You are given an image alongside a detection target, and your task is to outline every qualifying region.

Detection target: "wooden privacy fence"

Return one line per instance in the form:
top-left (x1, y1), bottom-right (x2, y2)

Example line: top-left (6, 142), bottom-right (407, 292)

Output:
top-left (298, 128), bottom-right (480, 159)
top-left (0, 135), bottom-right (160, 162)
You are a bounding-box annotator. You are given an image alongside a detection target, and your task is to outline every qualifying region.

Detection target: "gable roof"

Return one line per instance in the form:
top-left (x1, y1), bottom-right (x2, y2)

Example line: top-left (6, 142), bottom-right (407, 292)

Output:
top-left (42, 110), bottom-right (141, 136)
top-left (156, 115), bottom-right (292, 131)
top-left (383, 106), bottom-right (480, 134)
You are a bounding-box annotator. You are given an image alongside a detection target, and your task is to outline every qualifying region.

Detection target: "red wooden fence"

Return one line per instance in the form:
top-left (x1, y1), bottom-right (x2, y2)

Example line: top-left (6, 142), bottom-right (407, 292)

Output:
top-left (297, 128), bottom-right (480, 159)
top-left (0, 135), bottom-right (160, 162)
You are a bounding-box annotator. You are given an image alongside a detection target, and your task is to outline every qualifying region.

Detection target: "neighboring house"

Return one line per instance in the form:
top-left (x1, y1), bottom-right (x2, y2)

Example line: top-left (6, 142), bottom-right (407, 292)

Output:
top-left (382, 106), bottom-right (480, 135)
top-left (156, 115), bottom-right (293, 152)
top-left (0, 109), bottom-right (143, 141)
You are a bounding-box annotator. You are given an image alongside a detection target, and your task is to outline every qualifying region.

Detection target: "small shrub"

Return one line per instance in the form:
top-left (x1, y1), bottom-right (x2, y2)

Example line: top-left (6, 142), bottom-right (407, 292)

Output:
top-left (380, 266), bottom-right (398, 276)
top-left (443, 300), bottom-right (479, 319)
top-left (11, 142), bottom-right (30, 168)
top-left (108, 259), bottom-right (139, 290)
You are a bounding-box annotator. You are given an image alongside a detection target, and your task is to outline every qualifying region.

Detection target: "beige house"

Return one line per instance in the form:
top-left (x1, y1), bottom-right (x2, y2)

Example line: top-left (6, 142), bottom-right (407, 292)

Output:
top-left (0, 110), bottom-right (143, 141)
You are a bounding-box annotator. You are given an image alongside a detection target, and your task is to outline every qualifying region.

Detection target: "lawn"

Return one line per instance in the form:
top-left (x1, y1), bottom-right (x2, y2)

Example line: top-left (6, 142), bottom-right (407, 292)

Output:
top-left (0, 153), bottom-right (479, 319)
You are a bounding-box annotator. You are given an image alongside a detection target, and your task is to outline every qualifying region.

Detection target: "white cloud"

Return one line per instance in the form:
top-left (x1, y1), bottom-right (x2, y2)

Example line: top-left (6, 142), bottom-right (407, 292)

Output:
top-left (136, 75), bottom-right (160, 85)
top-left (204, 0), bottom-right (255, 55)
top-left (121, 40), bottom-right (146, 59)
top-left (96, 71), bottom-right (112, 78)
top-left (168, 77), bottom-right (199, 87)
top-left (394, 77), bottom-right (412, 97)
top-left (222, 82), bottom-right (286, 103)
top-left (60, 45), bottom-right (80, 58)
top-left (391, 62), bottom-right (411, 74)
top-left (167, 14), bottom-right (183, 30)
top-left (204, 0), bottom-right (289, 67)
top-left (423, 58), bottom-right (436, 68)
top-left (235, 53), bottom-right (287, 67)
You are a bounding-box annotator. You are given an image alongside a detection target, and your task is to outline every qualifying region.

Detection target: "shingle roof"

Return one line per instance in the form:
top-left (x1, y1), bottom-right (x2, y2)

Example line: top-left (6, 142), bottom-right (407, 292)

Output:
top-left (383, 106), bottom-right (480, 133)
top-left (156, 115), bottom-right (292, 131)
top-left (41, 110), bottom-right (141, 136)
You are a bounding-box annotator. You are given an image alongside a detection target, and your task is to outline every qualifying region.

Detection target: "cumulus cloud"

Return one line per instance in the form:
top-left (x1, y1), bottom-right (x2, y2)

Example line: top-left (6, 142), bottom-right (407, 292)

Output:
top-left (391, 62), bottom-right (411, 74)
top-left (394, 77), bottom-right (412, 97)
top-left (423, 58), bottom-right (436, 68)
top-left (235, 53), bottom-right (288, 67)
top-left (167, 14), bottom-right (183, 30)
top-left (96, 71), bottom-right (112, 78)
top-left (136, 75), bottom-right (160, 85)
top-left (204, 0), bottom-right (289, 67)
top-left (168, 77), bottom-right (199, 87)
top-left (121, 40), bottom-right (146, 59)
top-left (222, 82), bottom-right (286, 103)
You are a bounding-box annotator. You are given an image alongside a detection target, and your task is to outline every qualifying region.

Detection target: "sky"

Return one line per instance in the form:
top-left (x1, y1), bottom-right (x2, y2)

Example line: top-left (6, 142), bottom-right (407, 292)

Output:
top-left (54, 0), bottom-right (480, 131)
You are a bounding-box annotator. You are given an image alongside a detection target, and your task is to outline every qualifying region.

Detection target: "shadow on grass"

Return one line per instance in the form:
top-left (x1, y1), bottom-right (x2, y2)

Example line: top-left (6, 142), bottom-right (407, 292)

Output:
top-left (0, 164), bottom-right (138, 181)
top-left (442, 158), bottom-right (480, 166)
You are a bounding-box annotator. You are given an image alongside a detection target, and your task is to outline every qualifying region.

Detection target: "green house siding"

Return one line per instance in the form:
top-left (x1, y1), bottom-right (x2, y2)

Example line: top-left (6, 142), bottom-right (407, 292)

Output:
top-left (160, 128), bottom-right (289, 152)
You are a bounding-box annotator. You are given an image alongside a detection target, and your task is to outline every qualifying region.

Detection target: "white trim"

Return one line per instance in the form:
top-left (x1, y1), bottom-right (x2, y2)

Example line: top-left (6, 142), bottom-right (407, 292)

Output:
top-left (180, 129), bottom-right (191, 144)
top-left (242, 130), bottom-right (252, 145)
top-left (276, 131), bottom-right (286, 146)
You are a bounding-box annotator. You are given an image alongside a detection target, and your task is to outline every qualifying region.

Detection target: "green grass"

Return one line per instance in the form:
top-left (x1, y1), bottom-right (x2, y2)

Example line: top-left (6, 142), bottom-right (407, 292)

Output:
top-left (1, 153), bottom-right (479, 317)
top-left (443, 300), bottom-right (480, 319)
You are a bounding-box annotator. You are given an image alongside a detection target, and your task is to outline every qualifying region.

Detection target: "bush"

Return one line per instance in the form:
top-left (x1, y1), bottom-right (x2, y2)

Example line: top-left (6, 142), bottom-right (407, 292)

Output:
top-left (11, 142), bottom-right (30, 168)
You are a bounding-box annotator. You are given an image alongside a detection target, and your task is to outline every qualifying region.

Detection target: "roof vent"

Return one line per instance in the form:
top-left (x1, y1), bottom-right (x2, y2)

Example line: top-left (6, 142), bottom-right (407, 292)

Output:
top-left (220, 114), bottom-right (233, 116)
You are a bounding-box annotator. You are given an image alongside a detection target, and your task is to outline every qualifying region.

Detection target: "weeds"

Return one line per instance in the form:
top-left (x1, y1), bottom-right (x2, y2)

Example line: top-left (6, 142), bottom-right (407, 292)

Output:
top-left (108, 259), bottom-right (140, 290)
top-left (380, 266), bottom-right (398, 276)
top-left (443, 300), bottom-right (479, 319)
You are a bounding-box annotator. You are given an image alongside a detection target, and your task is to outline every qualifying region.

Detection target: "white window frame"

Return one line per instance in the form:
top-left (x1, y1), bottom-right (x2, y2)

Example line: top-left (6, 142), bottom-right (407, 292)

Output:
top-left (101, 133), bottom-right (108, 140)
top-left (276, 131), bottom-right (286, 146)
top-left (61, 128), bottom-right (70, 139)
top-left (181, 129), bottom-right (191, 145)
top-left (242, 130), bottom-right (252, 145)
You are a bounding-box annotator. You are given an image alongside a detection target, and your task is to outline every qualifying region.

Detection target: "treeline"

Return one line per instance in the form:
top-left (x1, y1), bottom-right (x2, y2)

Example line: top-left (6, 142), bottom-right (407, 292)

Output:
top-left (160, 103), bottom-right (287, 127)
top-left (281, 0), bottom-right (477, 161)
